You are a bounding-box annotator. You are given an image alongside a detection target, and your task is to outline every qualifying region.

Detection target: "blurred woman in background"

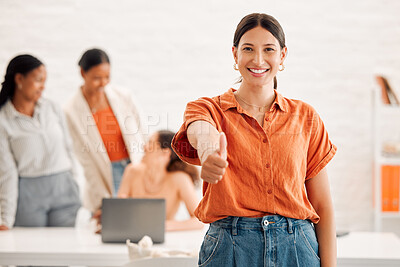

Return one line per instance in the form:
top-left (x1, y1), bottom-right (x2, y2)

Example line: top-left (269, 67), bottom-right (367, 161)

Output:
top-left (0, 54), bottom-right (81, 230)
top-left (64, 48), bottom-right (144, 216)
top-left (118, 130), bottom-right (203, 231)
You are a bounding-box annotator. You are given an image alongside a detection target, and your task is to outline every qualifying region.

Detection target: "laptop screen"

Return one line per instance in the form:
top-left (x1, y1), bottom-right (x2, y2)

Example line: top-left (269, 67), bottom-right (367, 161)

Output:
top-left (101, 198), bottom-right (166, 243)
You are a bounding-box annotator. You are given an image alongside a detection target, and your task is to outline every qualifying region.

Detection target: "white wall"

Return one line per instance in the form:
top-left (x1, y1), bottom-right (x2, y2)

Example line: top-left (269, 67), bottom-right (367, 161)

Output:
top-left (1, 0), bottom-right (400, 233)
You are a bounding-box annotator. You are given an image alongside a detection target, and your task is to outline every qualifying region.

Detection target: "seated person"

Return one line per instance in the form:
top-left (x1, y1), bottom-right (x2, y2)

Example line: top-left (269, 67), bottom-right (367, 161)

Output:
top-left (118, 130), bottom-right (203, 231)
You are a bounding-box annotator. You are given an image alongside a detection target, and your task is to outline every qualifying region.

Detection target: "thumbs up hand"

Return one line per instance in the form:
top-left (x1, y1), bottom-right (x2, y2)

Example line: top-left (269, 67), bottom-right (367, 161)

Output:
top-left (218, 132), bottom-right (227, 160)
top-left (199, 132), bottom-right (229, 184)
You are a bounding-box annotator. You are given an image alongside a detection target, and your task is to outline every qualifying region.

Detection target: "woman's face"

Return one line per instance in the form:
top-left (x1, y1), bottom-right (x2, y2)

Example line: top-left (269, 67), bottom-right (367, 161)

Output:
top-left (144, 133), bottom-right (161, 155)
top-left (81, 63), bottom-right (110, 92)
top-left (15, 65), bottom-right (47, 103)
top-left (142, 133), bottom-right (169, 164)
top-left (232, 26), bottom-right (287, 88)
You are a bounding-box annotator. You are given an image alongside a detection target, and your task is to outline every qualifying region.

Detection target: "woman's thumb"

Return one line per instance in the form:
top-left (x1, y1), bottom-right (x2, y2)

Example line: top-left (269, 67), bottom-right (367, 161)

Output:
top-left (218, 132), bottom-right (227, 160)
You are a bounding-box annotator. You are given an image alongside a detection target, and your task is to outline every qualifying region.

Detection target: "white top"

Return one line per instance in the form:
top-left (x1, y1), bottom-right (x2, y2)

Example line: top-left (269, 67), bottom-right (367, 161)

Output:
top-left (0, 98), bottom-right (76, 227)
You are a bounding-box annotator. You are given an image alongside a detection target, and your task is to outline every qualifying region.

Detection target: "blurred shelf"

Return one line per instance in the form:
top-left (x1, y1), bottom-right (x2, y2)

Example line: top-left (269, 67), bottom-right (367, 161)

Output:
top-left (380, 212), bottom-right (400, 218)
top-left (378, 156), bottom-right (400, 165)
top-left (373, 88), bottom-right (400, 231)
top-left (379, 105), bottom-right (400, 111)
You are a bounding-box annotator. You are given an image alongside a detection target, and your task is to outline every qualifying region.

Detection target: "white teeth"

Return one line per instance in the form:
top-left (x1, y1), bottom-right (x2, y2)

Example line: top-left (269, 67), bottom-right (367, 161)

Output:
top-left (249, 68), bottom-right (268, 74)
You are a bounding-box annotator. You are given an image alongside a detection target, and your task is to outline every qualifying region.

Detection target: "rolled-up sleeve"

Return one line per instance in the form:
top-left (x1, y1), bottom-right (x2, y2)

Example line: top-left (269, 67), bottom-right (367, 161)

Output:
top-left (172, 98), bottom-right (218, 166)
top-left (306, 111), bottom-right (337, 180)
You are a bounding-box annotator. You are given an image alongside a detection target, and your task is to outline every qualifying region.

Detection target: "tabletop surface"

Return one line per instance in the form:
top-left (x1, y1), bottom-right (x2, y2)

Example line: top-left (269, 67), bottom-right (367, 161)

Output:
top-left (0, 228), bottom-right (399, 266)
top-left (0, 226), bottom-right (206, 266)
top-left (337, 231), bottom-right (400, 259)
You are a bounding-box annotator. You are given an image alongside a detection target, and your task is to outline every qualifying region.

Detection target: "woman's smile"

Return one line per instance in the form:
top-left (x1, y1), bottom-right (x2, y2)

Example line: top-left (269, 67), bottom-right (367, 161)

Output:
top-left (248, 68), bottom-right (270, 77)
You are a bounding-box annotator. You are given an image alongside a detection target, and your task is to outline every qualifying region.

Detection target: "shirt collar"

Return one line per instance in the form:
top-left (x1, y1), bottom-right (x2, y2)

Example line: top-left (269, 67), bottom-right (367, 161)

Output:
top-left (4, 98), bottom-right (43, 119)
top-left (274, 90), bottom-right (288, 112)
top-left (220, 88), bottom-right (288, 113)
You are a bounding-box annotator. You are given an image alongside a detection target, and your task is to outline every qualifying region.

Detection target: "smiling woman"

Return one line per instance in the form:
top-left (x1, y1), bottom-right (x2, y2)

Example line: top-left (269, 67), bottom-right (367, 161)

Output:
top-left (13, 65), bottom-right (47, 110)
top-left (64, 48), bottom-right (145, 219)
top-left (172, 13), bottom-right (337, 267)
top-left (0, 54), bottom-right (81, 230)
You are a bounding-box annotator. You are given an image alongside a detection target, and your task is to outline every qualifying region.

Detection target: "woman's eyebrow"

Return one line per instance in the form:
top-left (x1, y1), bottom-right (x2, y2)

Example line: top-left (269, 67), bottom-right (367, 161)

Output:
top-left (241, 43), bottom-right (277, 47)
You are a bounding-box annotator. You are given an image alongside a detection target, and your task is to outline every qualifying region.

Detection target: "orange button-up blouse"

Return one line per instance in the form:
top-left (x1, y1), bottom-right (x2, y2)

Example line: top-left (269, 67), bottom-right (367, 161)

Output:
top-left (172, 89), bottom-right (337, 224)
top-left (92, 107), bottom-right (129, 162)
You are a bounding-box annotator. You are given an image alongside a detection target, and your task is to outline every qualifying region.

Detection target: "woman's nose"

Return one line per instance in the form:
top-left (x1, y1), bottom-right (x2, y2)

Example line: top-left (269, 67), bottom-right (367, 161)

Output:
top-left (253, 50), bottom-right (265, 65)
top-left (100, 78), bottom-right (109, 87)
top-left (40, 81), bottom-right (46, 91)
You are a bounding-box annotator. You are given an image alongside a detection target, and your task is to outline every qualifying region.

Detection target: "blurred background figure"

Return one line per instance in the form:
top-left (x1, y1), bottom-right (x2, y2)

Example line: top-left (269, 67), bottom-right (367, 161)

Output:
top-left (0, 54), bottom-right (81, 230)
top-left (64, 48), bottom-right (144, 217)
top-left (118, 130), bottom-right (203, 231)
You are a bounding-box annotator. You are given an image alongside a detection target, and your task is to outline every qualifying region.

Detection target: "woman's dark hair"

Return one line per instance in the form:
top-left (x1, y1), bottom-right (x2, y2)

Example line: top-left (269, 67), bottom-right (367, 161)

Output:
top-left (233, 13), bottom-right (286, 89)
top-left (78, 48), bottom-right (110, 72)
top-left (157, 130), bottom-right (200, 186)
top-left (0, 54), bottom-right (43, 109)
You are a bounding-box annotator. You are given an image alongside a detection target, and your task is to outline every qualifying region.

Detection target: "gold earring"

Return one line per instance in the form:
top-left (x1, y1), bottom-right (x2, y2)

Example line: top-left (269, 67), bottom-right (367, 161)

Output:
top-left (279, 64), bottom-right (285, 71)
top-left (17, 84), bottom-right (22, 90)
top-left (233, 63), bottom-right (239, 71)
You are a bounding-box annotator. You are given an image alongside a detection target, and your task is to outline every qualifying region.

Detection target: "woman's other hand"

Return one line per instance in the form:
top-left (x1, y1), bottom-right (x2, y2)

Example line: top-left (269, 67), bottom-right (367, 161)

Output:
top-left (92, 208), bottom-right (102, 234)
top-left (0, 225), bottom-right (9, 230)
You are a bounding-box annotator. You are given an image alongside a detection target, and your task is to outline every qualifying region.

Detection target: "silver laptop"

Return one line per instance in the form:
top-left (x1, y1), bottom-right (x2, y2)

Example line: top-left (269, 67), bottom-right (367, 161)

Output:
top-left (101, 198), bottom-right (165, 243)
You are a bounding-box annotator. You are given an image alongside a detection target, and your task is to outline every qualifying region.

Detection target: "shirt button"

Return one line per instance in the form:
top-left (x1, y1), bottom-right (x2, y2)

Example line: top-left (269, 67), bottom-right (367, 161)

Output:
top-left (267, 189), bottom-right (272, 194)
top-left (265, 117), bottom-right (269, 121)
top-left (263, 138), bottom-right (267, 143)
top-left (266, 163), bottom-right (270, 168)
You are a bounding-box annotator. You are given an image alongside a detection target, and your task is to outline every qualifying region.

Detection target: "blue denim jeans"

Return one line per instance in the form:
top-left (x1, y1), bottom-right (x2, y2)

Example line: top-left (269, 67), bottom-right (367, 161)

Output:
top-left (198, 215), bottom-right (320, 267)
top-left (111, 158), bottom-right (131, 196)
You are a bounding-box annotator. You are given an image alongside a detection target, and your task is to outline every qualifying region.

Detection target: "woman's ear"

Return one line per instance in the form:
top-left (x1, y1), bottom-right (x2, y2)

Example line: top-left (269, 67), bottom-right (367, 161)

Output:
top-left (80, 68), bottom-right (86, 79)
top-left (280, 46), bottom-right (288, 65)
top-left (14, 73), bottom-right (23, 87)
top-left (232, 46), bottom-right (238, 64)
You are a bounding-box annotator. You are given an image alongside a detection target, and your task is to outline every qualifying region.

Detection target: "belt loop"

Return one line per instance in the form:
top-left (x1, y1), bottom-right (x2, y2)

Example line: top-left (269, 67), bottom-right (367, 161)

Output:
top-left (232, 217), bottom-right (239, 236)
top-left (287, 217), bottom-right (293, 234)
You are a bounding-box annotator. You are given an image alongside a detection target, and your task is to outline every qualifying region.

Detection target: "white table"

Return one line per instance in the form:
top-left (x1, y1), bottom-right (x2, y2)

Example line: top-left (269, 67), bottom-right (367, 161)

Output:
top-left (337, 231), bottom-right (400, 266)
top-left (0, 228), bottom-right (399, 266)
top-left (0, 227), bottom-right (205, 266)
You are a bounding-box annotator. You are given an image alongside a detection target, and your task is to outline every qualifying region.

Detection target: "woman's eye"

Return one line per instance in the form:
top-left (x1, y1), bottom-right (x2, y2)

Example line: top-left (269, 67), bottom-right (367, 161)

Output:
top-left (265, 48), bottom-right (275, 52)
top-left (243, 47), bottom-right (252, 51)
